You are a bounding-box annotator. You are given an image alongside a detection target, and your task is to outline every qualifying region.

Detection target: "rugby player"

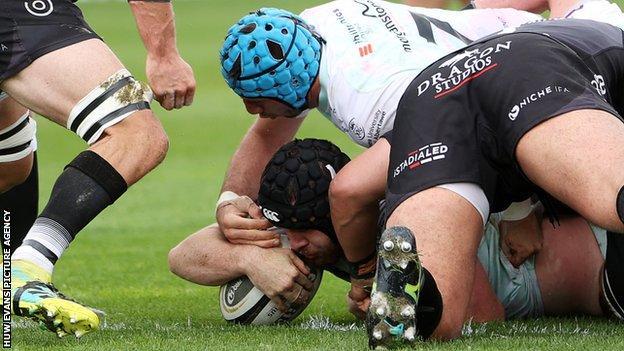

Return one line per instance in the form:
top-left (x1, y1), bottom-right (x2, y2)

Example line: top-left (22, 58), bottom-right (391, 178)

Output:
top-left (216, 0), bottom-right (546, 309)
top-left (169, 139), bottom-right (620, 333)
top-left (1, 0), bottom-right (195, 338)
top-left (216, 0), bottom-right (613, 339)
top-left (368, 14), bottom-right (624, 347)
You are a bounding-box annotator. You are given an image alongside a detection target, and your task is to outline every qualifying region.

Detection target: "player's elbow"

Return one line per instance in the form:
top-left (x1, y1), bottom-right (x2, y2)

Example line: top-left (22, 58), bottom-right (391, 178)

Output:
top-left (329, 172), bottom-right (369, 213)
top-left (168, 244), bottom-right (189, 279)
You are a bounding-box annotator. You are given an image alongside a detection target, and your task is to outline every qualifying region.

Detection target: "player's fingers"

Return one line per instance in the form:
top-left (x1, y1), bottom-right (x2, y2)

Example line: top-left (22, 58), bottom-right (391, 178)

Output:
top-left (248, 203), bottom-right (266, 219)
top-left (231, 196), bottom-right (256, 211)
top-left (282, 285), bottom-right (307, 305)
top-left (271, 296), bottom-right (288, 313)
top-left (184, 83), bottom-right (196, 106)
top-left (292, 288), bottom-right (311, 307)
top-left (234, 216), bottom-right (272, 230)
top-left (230, 238), bottom-right (281, 248)
top-left (289, 253), bottom-right (311, 276)
top-left (226, 228), bottom-right (279, 241)
top-left (294, 271), bottom-right (313, 291)
top-left (161, 91), bottom-right (175, 110)
top-left (152, 90), bottom-right (164, 104)
top-left (174, 89), bottom-right (186, 109)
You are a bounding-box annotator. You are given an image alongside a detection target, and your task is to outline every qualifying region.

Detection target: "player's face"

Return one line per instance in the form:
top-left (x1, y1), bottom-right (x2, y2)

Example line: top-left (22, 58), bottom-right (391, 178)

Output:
top-left (286, 228), bottom-right (338, 266)
top-left (242, 98), bottom-right (300, 118)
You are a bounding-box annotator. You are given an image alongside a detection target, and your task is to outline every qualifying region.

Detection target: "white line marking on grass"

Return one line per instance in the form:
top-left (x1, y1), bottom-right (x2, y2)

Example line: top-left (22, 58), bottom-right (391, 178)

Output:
top-left (299, 315), bottom-right (361, 332)
top-left (462, 319), bottom-right (592, 337)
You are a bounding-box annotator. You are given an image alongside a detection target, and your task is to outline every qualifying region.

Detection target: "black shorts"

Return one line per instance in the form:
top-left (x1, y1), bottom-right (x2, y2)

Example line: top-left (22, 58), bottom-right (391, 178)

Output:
top-left (385, 32), bottom-right (622, 217)
top-left (0, 0), bottom-right (101, 82)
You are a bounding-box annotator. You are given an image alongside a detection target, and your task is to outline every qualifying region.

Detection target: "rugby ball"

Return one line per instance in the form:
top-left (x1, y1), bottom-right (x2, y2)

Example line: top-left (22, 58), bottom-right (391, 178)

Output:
top-left (219, 234), bottom-right (323, 325)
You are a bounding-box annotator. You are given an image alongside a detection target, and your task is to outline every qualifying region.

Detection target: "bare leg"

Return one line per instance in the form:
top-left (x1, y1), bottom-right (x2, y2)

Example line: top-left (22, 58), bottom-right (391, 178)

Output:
top-left (375, 187), bottom-right (483, 341)
top-left (1, 39), bottom-right (168, 185)
top-left (0, 98), bottom-right (34, 191)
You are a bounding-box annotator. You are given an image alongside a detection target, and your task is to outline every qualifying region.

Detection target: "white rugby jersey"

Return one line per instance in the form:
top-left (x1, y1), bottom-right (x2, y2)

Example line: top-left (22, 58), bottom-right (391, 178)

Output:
top-left (301, 0), bottom-right (540, 147)
top-left (563, 0), bottom-right (624, 28)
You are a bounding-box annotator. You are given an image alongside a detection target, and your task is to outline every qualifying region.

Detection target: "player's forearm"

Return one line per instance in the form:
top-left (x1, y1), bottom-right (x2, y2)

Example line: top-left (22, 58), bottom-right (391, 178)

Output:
top-left (331, 197), bottom-right (380, 262)
top-left (220, 117), bottom-right (303, 197)
top-left (330, 139), bottom-right (388, 262)
top-left (473, 0), bottom-right (548, 13)
top-left (168, 227), bottom-right (253, 286)
top-left (129, 1), bottom-right (179, 59)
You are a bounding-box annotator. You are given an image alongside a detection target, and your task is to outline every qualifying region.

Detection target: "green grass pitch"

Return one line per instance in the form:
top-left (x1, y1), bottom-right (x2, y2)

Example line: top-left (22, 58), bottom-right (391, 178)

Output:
top-left (11, 0), bottom-right (624, 350)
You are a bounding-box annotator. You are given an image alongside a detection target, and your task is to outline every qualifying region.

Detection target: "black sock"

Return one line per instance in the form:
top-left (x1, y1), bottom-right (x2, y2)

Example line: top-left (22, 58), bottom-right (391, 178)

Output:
top-left (12, 151), bottom-right (127, 272)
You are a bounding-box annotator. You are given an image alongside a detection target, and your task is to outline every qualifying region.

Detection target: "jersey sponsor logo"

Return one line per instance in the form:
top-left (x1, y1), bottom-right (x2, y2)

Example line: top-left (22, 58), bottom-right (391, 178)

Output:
top-left (508, 85), bottom-right (570, 120)
top-left (262, 208), bottom-right (281, 223)
top-left (366, 109), bottom-right (387, 147)
top-left (591, 74), bottom-right (607, 96)
top-left (416, 41), bottom-right (512, 99)
top-left (348, 118), bottom-right (366, 140)
top-left (354, 0), bottom-right (413, 52)
top-left (333, 8), bottom-right (368, 45)
top-left (358, 43), bottom-right (374, 57)
top-left (24, 0), bottom-right (54, 17)
top-left (393, 142), bottom-right (448, 177)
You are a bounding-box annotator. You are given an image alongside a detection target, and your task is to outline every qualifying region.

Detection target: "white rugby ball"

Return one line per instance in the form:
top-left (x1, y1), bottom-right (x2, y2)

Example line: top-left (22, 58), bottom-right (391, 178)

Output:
top-left (219, 233), bottom-right (323, 325)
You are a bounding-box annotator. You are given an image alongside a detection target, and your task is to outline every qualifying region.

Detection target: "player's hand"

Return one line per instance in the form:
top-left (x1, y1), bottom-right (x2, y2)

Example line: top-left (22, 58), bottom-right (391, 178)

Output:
top-left (216, 195), bottom-right (276, 248)
top-left (499, 212), bottom-right (543, 267)
top-left (246, 247), bottom-right (313, 313)
top-left (146, 53), bottom-right (196, 110)
top-left (347, 277), bottom-right (372, 320)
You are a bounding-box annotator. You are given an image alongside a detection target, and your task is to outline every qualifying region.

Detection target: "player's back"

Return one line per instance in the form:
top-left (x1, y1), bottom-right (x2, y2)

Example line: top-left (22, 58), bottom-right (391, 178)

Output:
top-left (516, 18), bottom-right (624, 115)
top-left (300, 0), bottom-right (540, 147)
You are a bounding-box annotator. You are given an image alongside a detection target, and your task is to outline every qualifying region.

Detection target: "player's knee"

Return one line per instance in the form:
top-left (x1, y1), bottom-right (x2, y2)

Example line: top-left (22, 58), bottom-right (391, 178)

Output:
top-left (0, 157), bottom-right (32, 193)
top-left (102, 111), bottom-right (169, 170)
top-left (130, 113), bottom-right (169, 167)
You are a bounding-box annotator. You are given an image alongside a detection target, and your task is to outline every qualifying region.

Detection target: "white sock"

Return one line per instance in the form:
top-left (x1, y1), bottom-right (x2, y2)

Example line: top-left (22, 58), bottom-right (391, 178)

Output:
top-left (12, 218), bottom-right (71, 275)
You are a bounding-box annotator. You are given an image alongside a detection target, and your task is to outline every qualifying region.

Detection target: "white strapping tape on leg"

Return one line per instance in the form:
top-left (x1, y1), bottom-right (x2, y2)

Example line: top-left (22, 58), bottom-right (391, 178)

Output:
top-left (0, 91), bottom-right (7, 102)
top-left (0, 111), bottom-right (37, 162)
top-left (66, 69), bottom-right (153, 145)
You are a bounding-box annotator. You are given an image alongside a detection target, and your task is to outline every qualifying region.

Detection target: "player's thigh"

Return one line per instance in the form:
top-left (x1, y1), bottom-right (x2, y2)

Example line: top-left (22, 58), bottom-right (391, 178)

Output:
top-left (516, 109), bottom-right (624, 231)
top-left (0, 39), bottom-right (125, 127)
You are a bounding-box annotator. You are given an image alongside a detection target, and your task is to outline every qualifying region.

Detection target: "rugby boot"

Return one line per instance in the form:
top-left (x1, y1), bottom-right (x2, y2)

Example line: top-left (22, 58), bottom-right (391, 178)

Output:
top-left (11, 259), bottom-right (100, 338)
top-left (367, 226), bottom-right (423, 349)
